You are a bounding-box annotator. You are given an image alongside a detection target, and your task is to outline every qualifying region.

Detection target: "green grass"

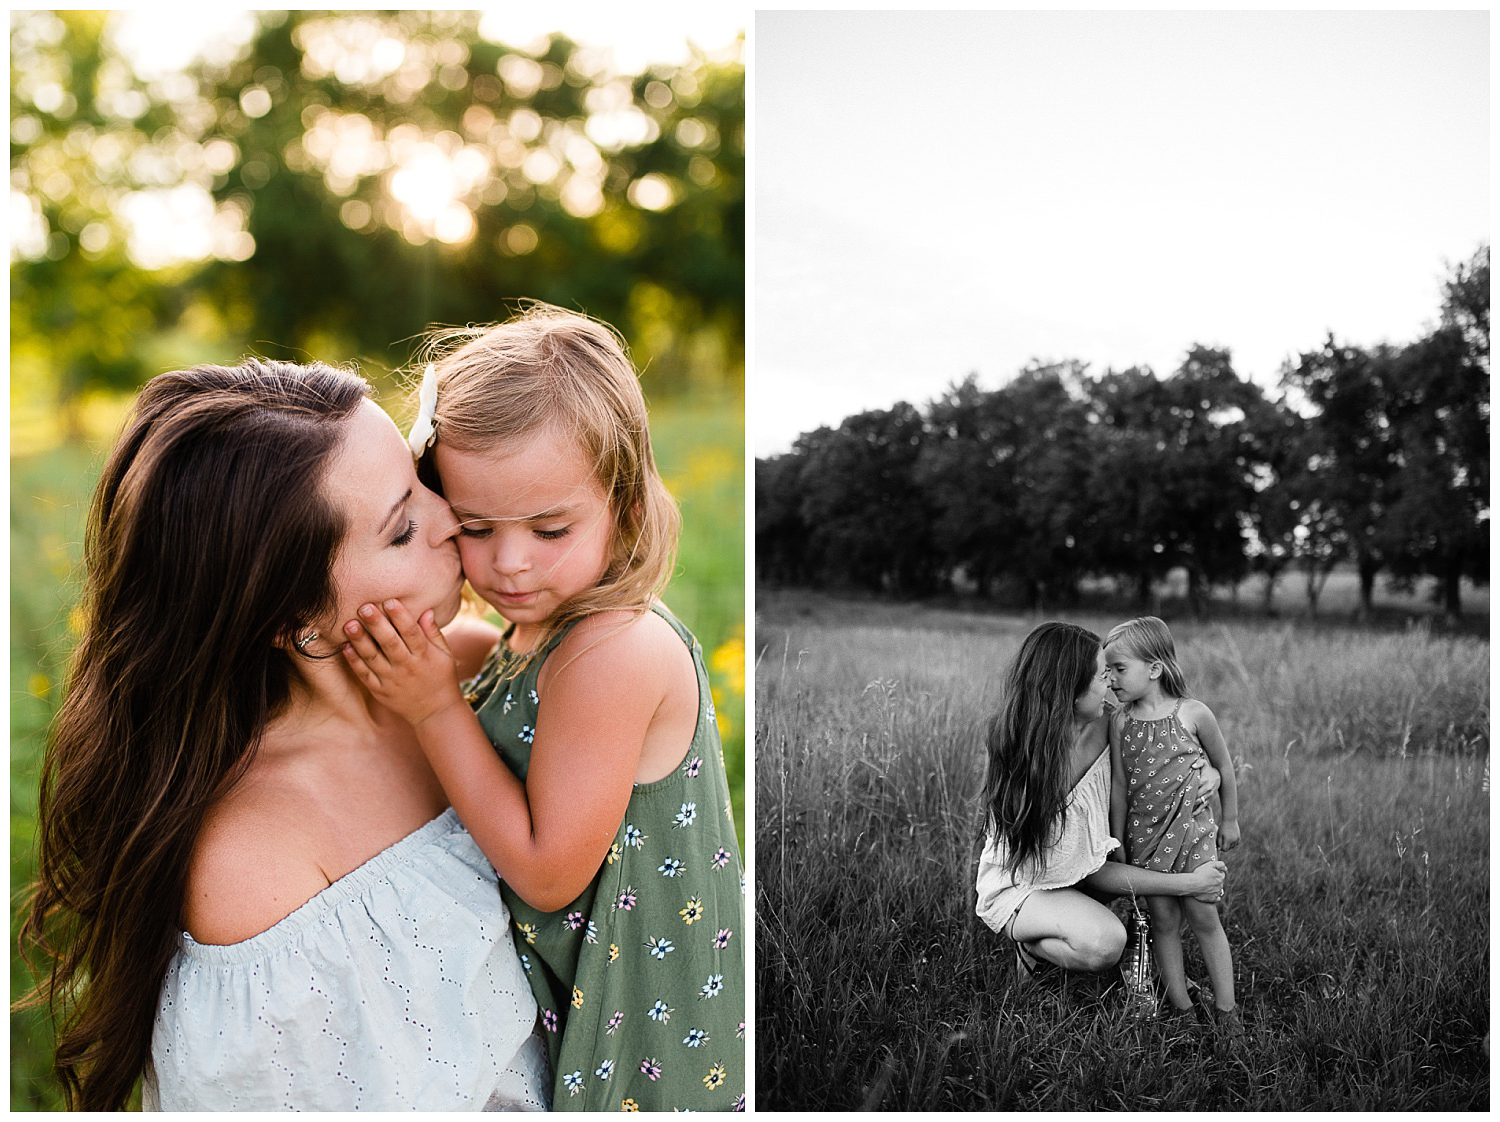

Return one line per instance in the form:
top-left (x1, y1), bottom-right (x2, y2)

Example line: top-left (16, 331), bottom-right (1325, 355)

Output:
top-left (9, 394), bottom-right (744, 1111)
top-left (11, 441), bottom-right (103, 1111)
top-left (651, 392), bottom-right (747, 840)
top-left (754, 590), bottom-right (1489, 1110)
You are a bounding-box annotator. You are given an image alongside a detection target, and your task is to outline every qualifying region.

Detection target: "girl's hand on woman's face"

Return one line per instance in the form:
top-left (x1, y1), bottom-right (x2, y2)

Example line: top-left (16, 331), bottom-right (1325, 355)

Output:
top-left (341, 598), bottom-right (466, 729)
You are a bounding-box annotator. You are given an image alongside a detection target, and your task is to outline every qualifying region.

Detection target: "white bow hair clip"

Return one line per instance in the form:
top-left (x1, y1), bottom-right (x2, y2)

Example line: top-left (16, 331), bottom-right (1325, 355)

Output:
top-left (408, 363), bottom-right (438, 458)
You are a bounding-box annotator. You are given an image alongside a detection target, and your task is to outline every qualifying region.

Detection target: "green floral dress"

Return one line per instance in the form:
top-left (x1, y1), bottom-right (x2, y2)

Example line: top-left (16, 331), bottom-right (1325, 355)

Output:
top-left (464, 605), bottom-right (746, 1112)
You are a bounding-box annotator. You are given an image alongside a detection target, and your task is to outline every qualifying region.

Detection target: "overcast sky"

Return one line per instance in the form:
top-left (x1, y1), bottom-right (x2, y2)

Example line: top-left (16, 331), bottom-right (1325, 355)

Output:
top-left (751, 9), bottom-right (1488, 456)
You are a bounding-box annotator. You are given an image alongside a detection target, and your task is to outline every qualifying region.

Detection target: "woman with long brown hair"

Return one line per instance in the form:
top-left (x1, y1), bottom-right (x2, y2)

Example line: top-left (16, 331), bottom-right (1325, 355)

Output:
top-left (19, 360), bottom-right (547, 1110)
top-left (975, 621), bottom-right (1226, 982)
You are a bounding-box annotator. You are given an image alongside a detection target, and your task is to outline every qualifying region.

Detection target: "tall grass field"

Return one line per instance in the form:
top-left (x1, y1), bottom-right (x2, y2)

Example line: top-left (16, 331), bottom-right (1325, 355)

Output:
top-left (10, 396), bottom-right (744, 1111)
top-left (755, 591), bottom-right (1488, 1110)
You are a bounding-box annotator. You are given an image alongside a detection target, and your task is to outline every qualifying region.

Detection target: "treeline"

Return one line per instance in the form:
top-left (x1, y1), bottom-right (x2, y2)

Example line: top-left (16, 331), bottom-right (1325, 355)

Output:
top-left (757, 246), bottom-right (1489, 621)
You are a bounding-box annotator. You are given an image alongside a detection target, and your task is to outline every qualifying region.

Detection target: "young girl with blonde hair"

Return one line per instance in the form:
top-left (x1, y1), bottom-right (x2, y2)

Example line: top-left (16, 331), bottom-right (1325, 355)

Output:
top-left (342, 304), bottom-right (745, 1111)
top-left (1105, 616), bottom-right (1243, 1038)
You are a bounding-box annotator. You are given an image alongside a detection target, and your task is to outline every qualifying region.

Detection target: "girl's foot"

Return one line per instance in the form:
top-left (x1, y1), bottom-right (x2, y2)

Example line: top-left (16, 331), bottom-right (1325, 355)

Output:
top-left (1210, 1004), bottom-right (1246, 1041)
top-left (1158, 1001), bottom-right (1201, 1032)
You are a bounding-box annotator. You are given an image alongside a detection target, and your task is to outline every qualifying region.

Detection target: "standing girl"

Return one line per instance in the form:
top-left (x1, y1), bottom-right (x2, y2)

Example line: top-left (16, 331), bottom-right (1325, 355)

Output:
top-left (341, 305), bottom-right (745, 1111)
top-left (1105, 616), bottom-right (1243, 1037)
top-left (976, 622), bottom-right (1226, 985)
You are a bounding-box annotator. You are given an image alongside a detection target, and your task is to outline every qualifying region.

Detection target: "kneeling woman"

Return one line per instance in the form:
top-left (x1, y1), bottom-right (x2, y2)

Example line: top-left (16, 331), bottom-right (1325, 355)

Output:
top-left (21, 361), bottom-right (547, 1110)
top-left (976, 622), bottom-right (1225, 978)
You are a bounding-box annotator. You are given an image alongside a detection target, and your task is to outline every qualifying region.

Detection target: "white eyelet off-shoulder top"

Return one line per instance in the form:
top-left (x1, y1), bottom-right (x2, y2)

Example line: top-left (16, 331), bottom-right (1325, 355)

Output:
top-left (975, 748), bottom-right (1120, 937)
top-left (143, 808), bottom-right (550, 1111)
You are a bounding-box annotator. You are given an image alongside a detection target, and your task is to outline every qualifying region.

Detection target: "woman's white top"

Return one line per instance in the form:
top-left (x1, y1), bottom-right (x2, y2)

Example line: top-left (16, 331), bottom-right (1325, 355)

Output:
top-left (975, 748), bottom-right (1120, 935)
top-left (144, 808), bottom-right (549, 1111)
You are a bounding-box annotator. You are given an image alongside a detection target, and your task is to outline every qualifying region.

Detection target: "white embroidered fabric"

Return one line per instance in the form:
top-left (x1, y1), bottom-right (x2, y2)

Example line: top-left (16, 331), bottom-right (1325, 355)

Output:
top-left (975, 748), bottom-right (1120, 935)
top-left (144, 808), bottom-right (549, 1111)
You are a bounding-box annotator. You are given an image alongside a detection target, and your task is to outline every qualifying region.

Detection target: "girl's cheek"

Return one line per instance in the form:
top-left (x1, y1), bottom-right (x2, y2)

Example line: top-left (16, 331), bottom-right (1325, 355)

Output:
top-left (455, 540), bottom-right (481, 577)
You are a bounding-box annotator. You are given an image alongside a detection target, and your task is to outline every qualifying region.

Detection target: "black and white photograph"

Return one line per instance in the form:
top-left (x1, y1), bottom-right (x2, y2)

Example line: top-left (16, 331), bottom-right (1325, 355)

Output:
top-left (754, 9), bottom-right (1488, 1111)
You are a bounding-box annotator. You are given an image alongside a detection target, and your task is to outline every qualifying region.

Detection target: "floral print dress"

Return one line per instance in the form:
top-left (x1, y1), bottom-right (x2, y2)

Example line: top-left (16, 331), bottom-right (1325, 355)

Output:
top-left (1118, 698), bottom-right (1218, 873)
top-left (465, 604), bottom-right (746, 1112)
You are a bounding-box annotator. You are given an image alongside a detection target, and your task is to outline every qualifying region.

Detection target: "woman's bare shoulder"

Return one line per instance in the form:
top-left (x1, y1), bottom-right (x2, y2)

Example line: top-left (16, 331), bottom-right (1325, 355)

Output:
top-left (1073, 712), bottom-right (1111, 762)
top-left (181, 775), bottom-right (332, 946)
top-left (1085, 712), bottom-right (1113, 744)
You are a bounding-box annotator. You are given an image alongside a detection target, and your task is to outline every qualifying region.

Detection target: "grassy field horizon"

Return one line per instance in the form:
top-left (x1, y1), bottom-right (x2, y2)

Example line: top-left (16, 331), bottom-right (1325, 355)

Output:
top-left (757, 561), bottom-right (1489, 635)
top-left (754, 588), bottom-right (1488, 1110)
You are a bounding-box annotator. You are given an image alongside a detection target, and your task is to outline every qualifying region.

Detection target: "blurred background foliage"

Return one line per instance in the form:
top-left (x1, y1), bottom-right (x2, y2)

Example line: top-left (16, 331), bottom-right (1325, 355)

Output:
top-left (11, 10), bottom-right (744, 1109)
top-left (12, 8), bottom-right (743, 432)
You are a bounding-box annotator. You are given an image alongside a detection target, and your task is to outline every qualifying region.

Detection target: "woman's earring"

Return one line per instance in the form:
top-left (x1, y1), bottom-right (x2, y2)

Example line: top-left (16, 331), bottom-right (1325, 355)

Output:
top-left (294, 630), bottom-right (320, 654)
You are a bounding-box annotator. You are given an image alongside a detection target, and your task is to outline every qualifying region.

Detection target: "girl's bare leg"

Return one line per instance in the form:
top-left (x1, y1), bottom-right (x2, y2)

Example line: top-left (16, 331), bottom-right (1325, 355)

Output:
top-left (1183, 896), bottom-right (1236, 1010)
top-left (1146, 895), bottom-right (1192, 1009)
top-left (1008, 886), bottom-right (1126, 973)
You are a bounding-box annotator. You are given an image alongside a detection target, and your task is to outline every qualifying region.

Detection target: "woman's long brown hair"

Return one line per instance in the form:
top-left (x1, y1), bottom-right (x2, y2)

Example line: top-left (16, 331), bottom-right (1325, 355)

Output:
top-left (980, 621), bottom-right (1102, 879)
top-left (17, 360), bottom-right (368, 1110)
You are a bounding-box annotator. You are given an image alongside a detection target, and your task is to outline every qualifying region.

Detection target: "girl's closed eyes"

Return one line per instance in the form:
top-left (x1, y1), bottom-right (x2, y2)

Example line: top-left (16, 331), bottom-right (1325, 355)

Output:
top-left (456, 520), bottom-right (572, 542)
top-left (450, 510), bottom-right (573, 540)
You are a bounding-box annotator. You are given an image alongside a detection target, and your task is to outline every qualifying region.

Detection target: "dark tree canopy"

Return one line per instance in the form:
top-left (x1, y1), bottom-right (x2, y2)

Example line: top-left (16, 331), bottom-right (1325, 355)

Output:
top-left (756, 247), bottom-right (1489, 622)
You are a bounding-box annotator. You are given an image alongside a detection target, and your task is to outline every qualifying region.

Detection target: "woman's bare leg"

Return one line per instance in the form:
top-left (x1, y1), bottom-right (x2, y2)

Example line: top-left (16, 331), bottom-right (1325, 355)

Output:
top-left (1008, 886), bottom-right (1126, 973)
top-left (1183, 896), bottom-right (1236, 1010)
top-left (1146, 895), bottom-right (1192, 1009)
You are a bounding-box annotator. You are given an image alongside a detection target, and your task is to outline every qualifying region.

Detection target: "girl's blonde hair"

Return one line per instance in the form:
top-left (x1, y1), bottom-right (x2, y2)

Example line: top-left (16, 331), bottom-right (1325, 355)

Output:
top-left (420, 303), bottom-right (680, 661)
top-left (1104, 616), bottom-right (1188, 698)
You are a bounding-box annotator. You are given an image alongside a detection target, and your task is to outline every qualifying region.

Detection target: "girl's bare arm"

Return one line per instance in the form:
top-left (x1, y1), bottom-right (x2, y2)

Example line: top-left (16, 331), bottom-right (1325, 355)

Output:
top-left (343, 602), bottom-right (671, 911)
top-left (1186, 700), bottom-right (1239, 849)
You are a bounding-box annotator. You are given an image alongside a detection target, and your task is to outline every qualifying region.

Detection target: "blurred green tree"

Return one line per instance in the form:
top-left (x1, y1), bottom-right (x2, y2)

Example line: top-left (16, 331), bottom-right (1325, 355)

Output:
top-left (11, 9), bottom-right (744, 418)
top-left (10, 10), bottom-right (180, 436)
